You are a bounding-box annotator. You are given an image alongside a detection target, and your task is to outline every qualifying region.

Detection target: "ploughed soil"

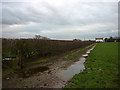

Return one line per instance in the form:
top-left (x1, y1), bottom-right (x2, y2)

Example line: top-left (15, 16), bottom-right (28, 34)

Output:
top-left (2, 47), bottom-right (88, 88)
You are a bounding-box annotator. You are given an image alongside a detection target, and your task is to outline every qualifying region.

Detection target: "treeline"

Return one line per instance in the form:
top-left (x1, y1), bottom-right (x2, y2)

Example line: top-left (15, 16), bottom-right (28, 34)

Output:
top-left (2, 38), bottom-right (93, 61)
top-left (104, 37), bottom-right (120, 42)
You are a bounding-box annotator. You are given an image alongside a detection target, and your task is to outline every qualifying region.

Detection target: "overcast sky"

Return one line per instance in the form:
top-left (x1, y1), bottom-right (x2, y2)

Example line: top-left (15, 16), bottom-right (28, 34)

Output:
top-left (2, 0), bottom-right (118, 40)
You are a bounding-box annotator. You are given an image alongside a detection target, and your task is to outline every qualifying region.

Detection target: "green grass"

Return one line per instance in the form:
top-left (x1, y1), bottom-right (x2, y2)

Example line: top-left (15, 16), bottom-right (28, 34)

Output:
top-left (64, 44), bottom-right (94, 61)
top-left (2, 59), bottom-right (20, 79)
top-left (64, 42), bottom-right (119, 88)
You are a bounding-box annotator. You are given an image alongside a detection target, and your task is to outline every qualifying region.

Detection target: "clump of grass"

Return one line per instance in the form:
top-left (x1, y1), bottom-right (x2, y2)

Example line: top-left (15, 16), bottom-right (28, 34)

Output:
top-left (64, 44), bottom-right (94, 61)
top-left (2, 59), bottom-right (20, 79)
top-left (65, 42), bottom-right (119, 88)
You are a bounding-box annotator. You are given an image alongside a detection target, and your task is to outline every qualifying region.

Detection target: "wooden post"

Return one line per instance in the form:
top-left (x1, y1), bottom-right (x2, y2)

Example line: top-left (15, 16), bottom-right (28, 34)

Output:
top-left (18, 50), bottom-right (22, 69)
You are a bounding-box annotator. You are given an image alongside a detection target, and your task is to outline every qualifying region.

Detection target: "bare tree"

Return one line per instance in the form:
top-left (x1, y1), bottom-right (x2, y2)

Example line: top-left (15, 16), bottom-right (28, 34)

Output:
top-left (35, 35), bottom-right (41, 39)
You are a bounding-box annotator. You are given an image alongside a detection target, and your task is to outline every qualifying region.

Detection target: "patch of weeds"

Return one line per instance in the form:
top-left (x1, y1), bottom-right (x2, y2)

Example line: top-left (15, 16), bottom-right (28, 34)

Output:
top-left (18, 80), bottom-right (25, 87)
top-left (64, 55), bottom-right (74, 60)
top-left (2, 59), bottom-right (19, 79)
top-left (37, 77), bottom-right (41, 81)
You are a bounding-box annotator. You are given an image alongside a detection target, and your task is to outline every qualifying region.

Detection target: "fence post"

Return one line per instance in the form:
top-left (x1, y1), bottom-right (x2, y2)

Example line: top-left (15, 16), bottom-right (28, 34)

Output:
top-left (18, 50), bottom-right (23, 69)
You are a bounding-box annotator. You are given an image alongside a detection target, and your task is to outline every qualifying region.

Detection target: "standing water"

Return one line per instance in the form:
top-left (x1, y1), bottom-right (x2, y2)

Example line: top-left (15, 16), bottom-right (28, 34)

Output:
top-left (56, 57), bottom-right (86, 81)
top-left (56, 44), bottom-right (96, 82)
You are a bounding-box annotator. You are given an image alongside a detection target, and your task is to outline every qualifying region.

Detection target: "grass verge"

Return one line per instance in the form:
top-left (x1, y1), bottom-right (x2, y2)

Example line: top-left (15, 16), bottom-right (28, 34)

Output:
top-left (64, 44), bottom-right (94, 61)
top-left (64, 42), bottom-right (119, 88)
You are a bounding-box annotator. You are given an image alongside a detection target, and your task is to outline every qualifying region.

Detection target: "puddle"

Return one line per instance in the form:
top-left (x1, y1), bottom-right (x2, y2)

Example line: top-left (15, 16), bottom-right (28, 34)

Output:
top-left (56, 44), bottom-right (96, 82)
top-left (19, 66), bottom-right (49, 78)
top-left (2, 57), bottom-right (16, 61)
top-left (56, 57), bottom-right (85, 81)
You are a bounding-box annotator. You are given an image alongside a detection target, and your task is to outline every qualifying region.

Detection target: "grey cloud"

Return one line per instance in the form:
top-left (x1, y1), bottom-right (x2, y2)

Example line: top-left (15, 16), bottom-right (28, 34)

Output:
top-left (2, 1), bottom-right (118, 39)
top-left (2, 2), bottom-right (117, 25)
top-left (2, 2), bottom-right (72, 25)
top-left (2, 3), bottom-right (34, 25)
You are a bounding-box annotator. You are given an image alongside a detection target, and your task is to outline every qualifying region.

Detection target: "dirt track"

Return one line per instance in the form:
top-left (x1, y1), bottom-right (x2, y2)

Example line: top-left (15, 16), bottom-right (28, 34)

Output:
top-left (3, 45), bottom-right (94, 88)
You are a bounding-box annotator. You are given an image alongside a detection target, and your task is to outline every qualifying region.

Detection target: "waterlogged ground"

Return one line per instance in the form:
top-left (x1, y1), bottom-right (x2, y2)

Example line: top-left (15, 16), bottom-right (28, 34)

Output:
top-left (56, 45), bottom-right (96, 82)
top-left (56, 57), bottom-right (86, 81)
top-left (3, 44), bottom-right (95, 88)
